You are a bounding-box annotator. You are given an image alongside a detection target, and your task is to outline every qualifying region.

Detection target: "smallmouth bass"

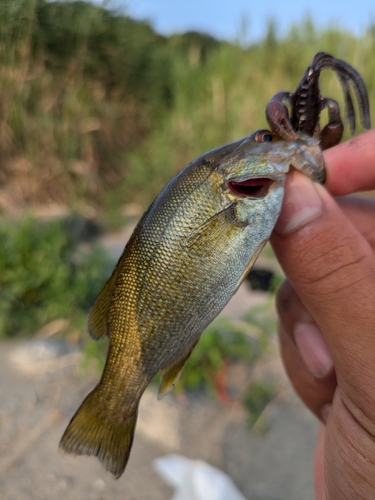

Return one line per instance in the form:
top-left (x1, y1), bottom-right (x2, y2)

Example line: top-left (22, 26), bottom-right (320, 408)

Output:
top-left (60, 130), bottom-right (325, 478)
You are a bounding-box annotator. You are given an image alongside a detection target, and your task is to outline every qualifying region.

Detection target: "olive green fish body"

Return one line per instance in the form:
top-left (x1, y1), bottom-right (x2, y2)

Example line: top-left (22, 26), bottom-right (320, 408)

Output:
top-left (60, 132), bottom-right (325, 478)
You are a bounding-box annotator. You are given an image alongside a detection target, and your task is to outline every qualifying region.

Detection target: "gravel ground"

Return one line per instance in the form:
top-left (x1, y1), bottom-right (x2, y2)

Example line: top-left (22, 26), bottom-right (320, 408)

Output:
top-left (0, 280), bottom-right (318, 500)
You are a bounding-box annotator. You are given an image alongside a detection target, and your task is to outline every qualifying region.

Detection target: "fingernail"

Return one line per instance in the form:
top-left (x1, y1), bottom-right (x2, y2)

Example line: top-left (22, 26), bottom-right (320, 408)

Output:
top-left (275, 172), bottom-right (324, 235)
top-left (294, 322), bottom-right (333, 378)
top-left (320, 404), bottom-right (331, 424)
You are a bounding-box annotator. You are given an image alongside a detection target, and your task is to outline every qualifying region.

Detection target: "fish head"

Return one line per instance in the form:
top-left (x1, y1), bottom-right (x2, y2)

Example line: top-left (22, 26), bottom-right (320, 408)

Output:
top-left (215, 130), bottom-right (325, 232)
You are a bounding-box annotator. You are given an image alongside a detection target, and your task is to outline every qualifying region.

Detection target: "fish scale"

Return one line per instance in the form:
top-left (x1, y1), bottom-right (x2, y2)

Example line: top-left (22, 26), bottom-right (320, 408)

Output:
top-left (60, 130), bottom-right (325, 478)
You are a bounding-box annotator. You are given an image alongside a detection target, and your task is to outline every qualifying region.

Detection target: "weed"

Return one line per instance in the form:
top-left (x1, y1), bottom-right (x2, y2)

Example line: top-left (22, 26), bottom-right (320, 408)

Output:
top-left (0, 1), bottom-right (374, 213)
top-left (0, 216), bottom-right (110, 337)
top-left (176, 300), bottom-right (277, 397)
top-left (177, 317), bottom-right (258, 395)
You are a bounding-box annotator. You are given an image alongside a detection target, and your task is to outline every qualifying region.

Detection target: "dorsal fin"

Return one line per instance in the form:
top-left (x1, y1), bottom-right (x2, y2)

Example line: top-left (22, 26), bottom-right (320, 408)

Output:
top-left (88, 271), bottom-right (118, 340)
top-left (87, 200), bottom-right (157, 340)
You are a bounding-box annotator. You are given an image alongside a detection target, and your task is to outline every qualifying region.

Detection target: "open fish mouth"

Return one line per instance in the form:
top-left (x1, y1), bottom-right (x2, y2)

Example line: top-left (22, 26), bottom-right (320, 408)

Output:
top-left (227, 177), bottom-right (275, 198)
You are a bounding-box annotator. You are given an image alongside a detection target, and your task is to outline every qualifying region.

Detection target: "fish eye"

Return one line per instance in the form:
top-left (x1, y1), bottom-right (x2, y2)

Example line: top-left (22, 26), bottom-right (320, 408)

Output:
top-left (255, 130), bottom-right (273, 142)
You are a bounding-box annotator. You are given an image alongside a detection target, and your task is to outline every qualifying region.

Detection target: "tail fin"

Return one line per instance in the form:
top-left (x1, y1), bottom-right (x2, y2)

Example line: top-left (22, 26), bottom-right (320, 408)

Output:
top-left (59, 387), bottom-right (138, 479)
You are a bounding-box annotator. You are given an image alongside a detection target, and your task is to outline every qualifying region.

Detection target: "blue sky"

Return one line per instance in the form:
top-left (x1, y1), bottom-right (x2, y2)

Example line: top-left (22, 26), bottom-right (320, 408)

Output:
top-left (114, 0), bottom-right (375, 42)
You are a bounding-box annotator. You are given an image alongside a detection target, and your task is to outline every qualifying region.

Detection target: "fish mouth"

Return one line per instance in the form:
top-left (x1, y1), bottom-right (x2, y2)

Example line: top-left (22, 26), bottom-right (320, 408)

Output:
top-left (227, 177), bottom-right (276, 198)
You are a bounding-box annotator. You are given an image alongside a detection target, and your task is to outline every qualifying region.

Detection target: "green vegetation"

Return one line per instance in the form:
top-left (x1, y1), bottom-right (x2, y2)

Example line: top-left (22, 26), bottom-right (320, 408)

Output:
top-left (176, 317), bottom-right (263, 395)
top-left (0, 216), bottom-right (110, 337)
top-left (0, 0), bottom-right (374, 214)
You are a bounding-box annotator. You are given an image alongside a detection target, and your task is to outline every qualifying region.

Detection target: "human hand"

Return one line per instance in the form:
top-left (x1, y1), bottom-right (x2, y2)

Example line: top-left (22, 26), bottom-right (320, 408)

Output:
top-left (270, 129), bottom-right (375, 500)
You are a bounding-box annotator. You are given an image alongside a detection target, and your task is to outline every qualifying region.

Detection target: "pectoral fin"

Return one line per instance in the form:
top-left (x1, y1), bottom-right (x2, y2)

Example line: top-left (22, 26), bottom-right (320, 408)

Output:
top-left (158, 339), bottom-right (199, 399)
top-left (183, 204), bottom-right (245, 250)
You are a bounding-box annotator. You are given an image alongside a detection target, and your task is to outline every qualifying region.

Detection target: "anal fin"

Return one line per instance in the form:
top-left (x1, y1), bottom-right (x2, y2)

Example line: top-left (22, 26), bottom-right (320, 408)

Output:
top-left (158, 339), bottom-right (199, 400)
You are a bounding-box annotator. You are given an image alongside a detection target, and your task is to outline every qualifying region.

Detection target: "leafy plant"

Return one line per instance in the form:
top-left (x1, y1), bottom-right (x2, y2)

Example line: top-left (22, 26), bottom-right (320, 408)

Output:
top-left (0, 216), bottom-right (110, 337)
top-left (176, 316), bottom-right (267, 395)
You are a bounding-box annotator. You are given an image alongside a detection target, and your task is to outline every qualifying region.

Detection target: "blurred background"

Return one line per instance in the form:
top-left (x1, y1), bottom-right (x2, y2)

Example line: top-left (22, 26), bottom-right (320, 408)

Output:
top-left (0, 1), bottom-right (374, 499)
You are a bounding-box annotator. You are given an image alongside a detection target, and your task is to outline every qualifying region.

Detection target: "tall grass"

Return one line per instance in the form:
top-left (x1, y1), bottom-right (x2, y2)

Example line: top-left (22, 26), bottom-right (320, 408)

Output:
top-left (0, 1), bottom-right (374, 213)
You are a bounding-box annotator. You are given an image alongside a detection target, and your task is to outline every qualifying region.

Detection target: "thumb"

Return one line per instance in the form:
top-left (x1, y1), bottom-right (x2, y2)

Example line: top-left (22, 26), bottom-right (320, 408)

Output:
top-left (271, 171), bottom-right (375, 421)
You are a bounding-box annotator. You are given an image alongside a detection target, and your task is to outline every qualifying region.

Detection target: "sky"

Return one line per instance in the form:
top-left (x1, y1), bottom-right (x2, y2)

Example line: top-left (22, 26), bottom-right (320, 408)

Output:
top-left (112, 0), bottom-right (375, 43)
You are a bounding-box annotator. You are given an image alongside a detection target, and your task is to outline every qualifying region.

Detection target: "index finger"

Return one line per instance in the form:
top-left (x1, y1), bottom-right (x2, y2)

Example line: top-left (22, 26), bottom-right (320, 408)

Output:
top-left (324, 129), bottom-right (375, 195)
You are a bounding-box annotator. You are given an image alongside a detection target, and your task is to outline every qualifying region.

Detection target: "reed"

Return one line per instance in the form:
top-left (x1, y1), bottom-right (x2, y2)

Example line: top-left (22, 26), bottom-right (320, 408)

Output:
top-left (0, 1), bottom-right (374, 214)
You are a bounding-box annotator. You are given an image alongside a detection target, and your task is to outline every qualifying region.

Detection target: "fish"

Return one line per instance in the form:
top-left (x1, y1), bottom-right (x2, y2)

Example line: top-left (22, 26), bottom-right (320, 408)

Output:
top-left (59, 129), bottom-right (325, 478)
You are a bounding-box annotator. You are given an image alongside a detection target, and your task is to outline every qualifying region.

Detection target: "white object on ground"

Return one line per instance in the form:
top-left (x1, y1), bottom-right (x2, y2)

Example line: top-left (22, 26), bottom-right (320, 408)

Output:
top-left (154, 454), bottom-right (247, 500)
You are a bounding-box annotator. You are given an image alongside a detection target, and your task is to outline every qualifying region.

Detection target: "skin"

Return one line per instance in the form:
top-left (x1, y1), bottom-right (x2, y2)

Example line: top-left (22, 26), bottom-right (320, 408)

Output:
top-left (270, 128), bottom-right (375, 499)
